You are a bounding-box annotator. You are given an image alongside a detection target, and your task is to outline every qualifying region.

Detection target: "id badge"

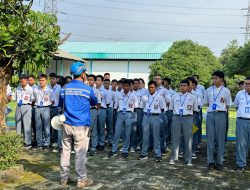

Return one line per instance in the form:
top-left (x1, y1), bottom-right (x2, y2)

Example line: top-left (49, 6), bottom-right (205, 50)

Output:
top-left (245, 107), bottom-right (250, 114)
top-left (179, 108), bottom-right (183, 115)
top-left (212, 103), bottom-right (217, 111)
top-left (18, 100), bottom-right (23, 107)
top-left (40, 101), bottom-right (44, 107)
top-left (123, 108), bottom-right (126, 114)
top-left (147, 109), bottom-right (151, 116)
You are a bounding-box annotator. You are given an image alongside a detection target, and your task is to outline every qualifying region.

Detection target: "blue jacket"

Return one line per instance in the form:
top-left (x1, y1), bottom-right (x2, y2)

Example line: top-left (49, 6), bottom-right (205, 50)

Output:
top-left (59, 80), bottom-right (97, 126)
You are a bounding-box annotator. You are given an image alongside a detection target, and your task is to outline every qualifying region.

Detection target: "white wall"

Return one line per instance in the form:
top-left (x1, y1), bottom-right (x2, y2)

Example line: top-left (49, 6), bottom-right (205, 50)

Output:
top-left (47, 59), bottom-right (156, 84)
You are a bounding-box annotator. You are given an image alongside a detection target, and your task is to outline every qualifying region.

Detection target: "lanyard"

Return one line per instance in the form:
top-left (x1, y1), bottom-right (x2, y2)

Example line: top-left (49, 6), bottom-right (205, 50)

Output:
top-left (52, 84), bottom-right (57, 93)
top-left (180, 93), bottom-right (188, 107)
top-left (148, 93), bottom-right (156, 109)
top-left (123, 92), bottom-right (130, 108)
top-left (213, 86), bottom-right (223, 102)
top-left (20, 88), bottom-right (25, 100)
top-left (39, 87), bottom-right (46, 101)
top-left (245, 92), bottom-right (250, 105)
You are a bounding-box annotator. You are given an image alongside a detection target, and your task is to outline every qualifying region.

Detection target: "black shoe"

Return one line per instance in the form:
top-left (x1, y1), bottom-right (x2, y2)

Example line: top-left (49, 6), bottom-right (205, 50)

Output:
top-left (98, 145), bottom-right (105, 151)
top-left (236, 166), bottom-right (245, 172)
top-left (108, 143), bottom-right (112, 147)
top-left (155, 156), bottom-right (162, 162)
top-left (138, 155), bottom-right (148, 160)
top-left (207, 163), bottom-right (214, 170)
top-left (43, 146), bottom-right (50, 151)
top-left (90, 150), bottom-right (96, 156)
top-left (108, 151), bottom-right (117, 158)
top-left (122, 152), bottom-right (129, 158)
top-left (215, 164), bottom-right (223, 171)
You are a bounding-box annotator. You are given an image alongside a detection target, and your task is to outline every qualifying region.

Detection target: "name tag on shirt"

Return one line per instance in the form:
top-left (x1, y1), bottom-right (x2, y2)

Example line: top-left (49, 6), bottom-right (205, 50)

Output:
top-left (24, 95), bottom-right (29, 101)
top-left (44, 95), bottom-right (49, 102)
top-left (179, 108), bottom-right (184, 115)
top-left (18, 100), bottom-right (22, 107)
top-left (147, 109), bottom-right (151, 115)
top-left (212, 103), bottom-right (217, 111)
top-left (245, 107), bottom-right (250, 114)
top-left (187, 105), bottom-right (192, 110)
top-left (154, 104), bottom-right (158, 110)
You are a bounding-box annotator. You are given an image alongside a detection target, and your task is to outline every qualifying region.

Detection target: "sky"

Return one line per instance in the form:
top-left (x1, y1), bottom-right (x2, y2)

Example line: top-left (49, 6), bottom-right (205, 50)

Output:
top-left (32, 0), bottom-right (248, 56)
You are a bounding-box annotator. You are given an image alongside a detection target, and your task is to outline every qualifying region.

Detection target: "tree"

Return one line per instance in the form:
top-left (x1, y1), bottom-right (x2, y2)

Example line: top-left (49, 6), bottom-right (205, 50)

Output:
top-left (149, 40), bottom-right (221, 89)
top-left (222, 40), bottom-right (250, 77)
top-left (0, 0), bottom-right (60, 132)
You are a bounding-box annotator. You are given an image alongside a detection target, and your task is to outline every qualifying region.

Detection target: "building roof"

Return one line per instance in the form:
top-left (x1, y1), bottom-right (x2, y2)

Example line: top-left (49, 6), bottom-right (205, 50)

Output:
top-left (53, 50), bottom-right (84, 62)
top-left (60, 42), bottom-right (172, 60)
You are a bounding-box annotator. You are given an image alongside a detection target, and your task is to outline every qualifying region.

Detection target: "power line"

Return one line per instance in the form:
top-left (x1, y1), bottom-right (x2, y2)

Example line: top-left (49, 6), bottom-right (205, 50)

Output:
top-left (100, 0), bottom-right (241, 11)
top-left (59, 11), bottom-right (242, 30)
top-left (58, 19), bottom-right (244, 35)
top-left (59, 1), bottom-right (243, 17)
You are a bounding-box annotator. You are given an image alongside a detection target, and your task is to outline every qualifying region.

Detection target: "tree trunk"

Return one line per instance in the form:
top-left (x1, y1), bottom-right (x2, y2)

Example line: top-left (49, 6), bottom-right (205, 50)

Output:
top-left (0, 59), bottom-right (13, 134)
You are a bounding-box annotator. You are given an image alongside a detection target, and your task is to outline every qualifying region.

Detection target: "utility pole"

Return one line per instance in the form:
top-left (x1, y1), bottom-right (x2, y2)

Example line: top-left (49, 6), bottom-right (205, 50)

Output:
top-left (242, 1), bottom-right (250, 43)
top-left (43, 0), bottom-right (57, 15)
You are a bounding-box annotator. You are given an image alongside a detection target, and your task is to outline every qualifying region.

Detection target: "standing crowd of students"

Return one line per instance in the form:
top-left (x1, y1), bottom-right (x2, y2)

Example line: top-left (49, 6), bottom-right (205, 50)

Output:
top-left (6, 66), bottom-right (250, 173)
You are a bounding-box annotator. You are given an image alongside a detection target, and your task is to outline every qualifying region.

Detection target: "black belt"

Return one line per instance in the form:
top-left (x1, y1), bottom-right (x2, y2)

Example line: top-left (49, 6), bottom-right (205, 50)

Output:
top-left (21, 104), bottom-right (32, 106)
top-left (213, 111), bottom-right (226, 113)
top-left (238, 117), bottom-right (250, 120)
top-left (101, 107), bottom-right (107, 109)
top-left (174, 114), bottom-right (192, 116)
top-left (119, 111), bottom-right (132, 113)
top-left (91, 107), bottom-right (97, 109)
top-left (144, 113), bottom-right (160, 116)
top-left (36, 106), bottom-right (50, 108)
top-left (106, 104), bottom-right (110, 107)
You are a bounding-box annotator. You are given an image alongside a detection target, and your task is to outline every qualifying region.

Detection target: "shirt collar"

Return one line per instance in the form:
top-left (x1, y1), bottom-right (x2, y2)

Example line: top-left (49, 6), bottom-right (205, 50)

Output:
top-left (149, 91), bottom-right (157, 97)
top-left (123, 91), bottom-right (130, 97)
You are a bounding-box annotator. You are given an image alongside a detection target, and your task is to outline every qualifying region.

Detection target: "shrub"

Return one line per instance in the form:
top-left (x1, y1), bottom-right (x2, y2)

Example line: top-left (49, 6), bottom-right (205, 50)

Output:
top-left (0, 132), bottom-right (23, 170)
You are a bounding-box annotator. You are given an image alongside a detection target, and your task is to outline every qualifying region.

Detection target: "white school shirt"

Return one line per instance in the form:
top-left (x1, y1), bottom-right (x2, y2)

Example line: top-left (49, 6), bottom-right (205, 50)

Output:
top-left (104, 88), bottom-right (115, 108)
top-left (50, 84), bottom-right (61, 107)
top-left (6, 84), bottom-right (12, 97)
top-left (191, 89), bottom-right (204, 111)
top-left (166, 88), bottom-right (176, 97)
top-left (196, 84), bottom-right (206, 97)
top-left (97, 86), bottom-right (108, 108)
top-left (134, 88), bottom-right (148, 108)
top-left (234, 89), bottom-right (250, 118)
top-left (169, 92), bottom-right (198, 115)
top-left (93, 87), bottom-right (102, 105)
top-left (15, 85), bottom-right (34, 104)
top-left (115, 91), bottom-right (138, 112)
top-left (163, 90), bottom-right (172, 111)
top-left (141, 92), bottom-right (166, 114)
top-left (33, 86), bottom-right (55, 106)
top-left (204, 85), bottom-right (232, 112)
top-left (112, 90), bottom-right (120, 109)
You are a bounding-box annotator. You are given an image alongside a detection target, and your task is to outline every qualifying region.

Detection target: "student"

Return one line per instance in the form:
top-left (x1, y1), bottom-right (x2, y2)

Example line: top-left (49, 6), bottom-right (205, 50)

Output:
top-left (49, 73), bottom-right (62, 148)
top-left (117, 80), bottom-right (123, 92)
top-left (15, 75), bottom-right (34, 149)
top-left (138, 78), bottom-right (146, 89)
top-left (163, 77), bottom-right (176, 97)
top-left (95, 75), bottom-right (107, 150)
top-left (28, 74), bottom-right (38, 145)
top-left (204, 71), bottom-right (232, 170)
top-left (104, 73), bottom-right (110, 80)
top-left (138, 80), bottom-right (166, 162)
top-left (169, 79), bottom-right (198, 166)
top-left (108, 79), bottom-right (138, 158)
top-left (65, 76), bottom-right (72, 84)
top-left (103, 79), bottom-right (115, 146)
top-left (88, 74), bottom-right (101, 156)
top-left (111, 79), bottom-right (119, 133)
top-left (238, 81), bottom-right (245, 91)
top-left (192, 75), bottom-right (206, 98)
top-left (33, 74), bottom-right (55, 150)
top-left (234, 77), bottom-right (250, 172)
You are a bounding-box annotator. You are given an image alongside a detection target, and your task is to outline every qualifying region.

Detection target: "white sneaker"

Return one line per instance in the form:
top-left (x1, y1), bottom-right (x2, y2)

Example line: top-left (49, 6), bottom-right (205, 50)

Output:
top-left (119, 148), bottom-right (123, 152)
top-left (130, 148), bottom-right (135, 153)
top-left (169, 160), bottom-right (175, 165)
top-left (136, 145), bottom-right (141, 150)
top-left (186, 162), bottom-right (193, 166)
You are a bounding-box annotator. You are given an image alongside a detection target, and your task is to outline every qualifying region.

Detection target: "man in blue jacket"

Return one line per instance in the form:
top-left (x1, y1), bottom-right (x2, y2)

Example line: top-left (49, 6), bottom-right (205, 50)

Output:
top-left (59, 61), bottom-right (97, 188)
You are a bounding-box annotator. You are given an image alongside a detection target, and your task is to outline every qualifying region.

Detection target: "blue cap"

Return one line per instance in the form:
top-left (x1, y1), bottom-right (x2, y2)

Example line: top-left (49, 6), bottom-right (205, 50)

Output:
top-left (70, 61), bottom-right (86, 75)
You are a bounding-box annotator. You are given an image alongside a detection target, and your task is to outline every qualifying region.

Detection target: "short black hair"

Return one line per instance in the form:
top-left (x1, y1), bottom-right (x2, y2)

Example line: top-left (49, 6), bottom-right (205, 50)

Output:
top-left (96, 75), bottom-right (104, 81)
top-left (122, 79), bottom-right (131, 85)
top-left (186, 77), bottom-right (196, 84)
top-left (104, 79), bottom-right (110, 82)
top-left (118, 80), bottom-right (122, 84)
top-left (130, 79), bottom-right (134, 85)
top-left (180, 79), bottom-right (190, 86)
top-left (104, 73), bottom-right (110, 76)
top-left (88, 74), bottom-right (96, 81)
top-left (65, 76), bottom-right (72, 80)
top-left (133, 78), bottom-right (139, 83)
top-left (112, 79), bottom-right (118, 83)
top-left (49, 73), bottom-right (57, 78)
top-left (192, 74), bottom-right (199, 79)
top-left (138, 78), bottom-right (145, 84)
top-left (163, 77), bottom-right (171, 84)
top-left (238, 81), bottom-right (244, 85)
top-left (154, 74), bottom-right (162, 78)
top-left (39, 74), bottom-right (48, 80)
top-left (20, 74), bottom-right (28, 80)
top-left (28, 74), bottom-right (36, 79)
top-left (212, 70), bottom-right (225, 79)
top-left (148, 80), bottom-right (157, 87)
